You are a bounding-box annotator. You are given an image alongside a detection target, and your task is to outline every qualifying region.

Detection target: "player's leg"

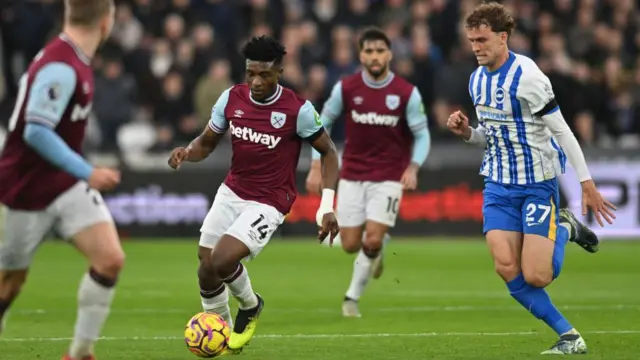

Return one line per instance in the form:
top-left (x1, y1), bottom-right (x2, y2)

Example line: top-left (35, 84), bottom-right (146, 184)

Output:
top-left (559, 208), bottom-right (600, 253)
top-left (335, 179), bottom-right (367, 253)
top-left (53, 183), bottom-right (124, 360)
top-left (0, 207), bottom-right (54, 335)
top-left (519, 180), bottom-right (587, 355)
top-left (198, 185), bottom-right (240, 328)
top-left (343, 181), bottom-right (401, 316)
top-left (211, 202), bottom-right (283, 350)
top-left (335, 180), bottom-right (367, 317)
top-left (364, 181), bottom-right (402, 280)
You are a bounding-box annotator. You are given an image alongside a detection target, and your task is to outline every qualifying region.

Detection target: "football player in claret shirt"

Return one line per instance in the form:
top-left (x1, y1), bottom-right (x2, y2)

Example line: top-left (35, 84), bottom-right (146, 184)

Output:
top-left (306, 27), bottom-right (431, 317)
top-left (0, 1), bottom-right (123, 359)
top-left (169, 35), bottom-right (340, 353)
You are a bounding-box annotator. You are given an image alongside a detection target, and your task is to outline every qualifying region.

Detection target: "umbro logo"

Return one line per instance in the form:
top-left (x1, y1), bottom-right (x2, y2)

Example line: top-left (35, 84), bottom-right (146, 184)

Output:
top-left (234, 109), bottom-right (244, 118)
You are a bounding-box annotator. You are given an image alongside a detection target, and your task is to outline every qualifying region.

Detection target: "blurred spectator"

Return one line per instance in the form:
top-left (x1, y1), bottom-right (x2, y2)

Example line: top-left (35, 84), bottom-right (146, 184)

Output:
top-left (194, 59), bottom-right (233, 125)
top-left (93, 59), bottom-right (136, 151)
top-left (3, 0), bottom-right (640, 150)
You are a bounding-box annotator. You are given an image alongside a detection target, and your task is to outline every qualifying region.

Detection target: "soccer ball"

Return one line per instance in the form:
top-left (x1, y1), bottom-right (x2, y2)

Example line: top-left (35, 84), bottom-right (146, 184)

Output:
top-left (184, 312), bottom-right (231, 358)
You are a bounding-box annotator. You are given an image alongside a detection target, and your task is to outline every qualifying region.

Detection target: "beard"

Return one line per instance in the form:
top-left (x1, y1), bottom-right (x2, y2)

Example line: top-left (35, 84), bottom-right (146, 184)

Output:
top-left (365, 63), bottom-right (387, 79)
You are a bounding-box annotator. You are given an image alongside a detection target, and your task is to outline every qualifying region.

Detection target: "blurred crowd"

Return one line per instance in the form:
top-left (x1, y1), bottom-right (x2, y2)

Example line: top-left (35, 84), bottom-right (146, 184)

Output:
top-left (2, 0), bottom-right (640, 152)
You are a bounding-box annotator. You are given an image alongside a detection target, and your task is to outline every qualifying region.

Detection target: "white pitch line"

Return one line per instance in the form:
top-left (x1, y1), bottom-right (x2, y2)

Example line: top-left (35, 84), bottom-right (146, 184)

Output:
top-left (12, 304), bottom-right (640, 315)
top-left (1, 330), bottom-right (639, 342)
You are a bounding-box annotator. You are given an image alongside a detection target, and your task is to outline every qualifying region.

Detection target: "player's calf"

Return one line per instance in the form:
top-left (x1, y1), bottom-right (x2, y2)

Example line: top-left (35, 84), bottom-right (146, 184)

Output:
top-left (197, 244), bottom-right (233, 327)
top-left (0, 270), bottom-right (27, 334)
top-left (210, 235), bottom-right (263, 350)
top-left (69, 222), bottom-right (124, 360)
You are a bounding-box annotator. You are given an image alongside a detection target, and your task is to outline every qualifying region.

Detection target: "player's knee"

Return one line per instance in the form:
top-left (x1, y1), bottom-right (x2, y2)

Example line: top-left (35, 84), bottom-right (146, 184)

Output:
top-left (494, 262), bottom-right (520, 283)
top-left (341, 237), bottom-right (361, 254)
top-left (197, 250), bottom-right (216, 281)
top-left (209, 250), bottom-right (238, 280)
top-left (92, 250), bottom-right (125, 279)
top-left (522, 267), bottom-right (553, 288)
top-left (363, 231), bottom-right (384, 250)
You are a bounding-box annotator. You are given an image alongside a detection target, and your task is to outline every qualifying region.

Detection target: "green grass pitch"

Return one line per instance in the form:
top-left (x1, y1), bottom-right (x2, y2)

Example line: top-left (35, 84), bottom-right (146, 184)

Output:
top-left (1, 238), bottom-right (639, 359)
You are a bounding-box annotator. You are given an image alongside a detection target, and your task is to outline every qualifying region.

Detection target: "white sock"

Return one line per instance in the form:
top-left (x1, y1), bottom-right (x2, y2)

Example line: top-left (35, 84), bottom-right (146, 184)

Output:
top-left (201, 285), bottom-right (233, 328)
top-left (224, 264), bottom-right (258, 310)
top-left (69, 272), bottom-right (116, 359)
top-left (345, 249), bottom-right (373, 301)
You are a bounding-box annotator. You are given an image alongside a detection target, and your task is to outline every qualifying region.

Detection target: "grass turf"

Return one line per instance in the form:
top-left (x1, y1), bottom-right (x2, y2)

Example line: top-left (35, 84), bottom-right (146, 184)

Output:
top-left (1, 238), bottom-right (639, 359)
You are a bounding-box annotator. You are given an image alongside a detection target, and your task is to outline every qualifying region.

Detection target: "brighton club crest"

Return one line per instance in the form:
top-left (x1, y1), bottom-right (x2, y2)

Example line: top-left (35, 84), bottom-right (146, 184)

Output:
top-left (270, 111), bottom-right (287, 129)
top-left (385, 94), bottom-right (400, 110)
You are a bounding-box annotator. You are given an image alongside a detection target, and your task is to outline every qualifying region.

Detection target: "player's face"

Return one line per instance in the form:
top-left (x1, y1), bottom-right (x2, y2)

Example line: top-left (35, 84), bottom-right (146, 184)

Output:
top-left (245, 60), bottom-right (281, 101)
top-left (466, 25), bottom-right (507, 68)
top-left (360, 40), bottom-right (392, 79)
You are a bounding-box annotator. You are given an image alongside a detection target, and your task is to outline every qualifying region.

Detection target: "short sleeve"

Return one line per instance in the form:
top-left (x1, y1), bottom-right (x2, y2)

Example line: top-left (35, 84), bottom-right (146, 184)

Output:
top-left (320, 81), bottom-right (344, 124)
top-left (296, 100), bottom-right (323, 140)
top-left (406, 87), bottom-right (428, 133)
top-left (208, 88), bottom-right (231, 133)
top-left (25, 62), bottom-right (77, 128)
top-left (521, 71), bottom-right (557, 116)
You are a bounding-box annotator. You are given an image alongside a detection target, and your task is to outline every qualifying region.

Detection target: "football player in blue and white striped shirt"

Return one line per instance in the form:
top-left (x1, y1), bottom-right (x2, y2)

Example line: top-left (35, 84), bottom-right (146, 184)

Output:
top-left (447, 3), bottom-right (616, 355)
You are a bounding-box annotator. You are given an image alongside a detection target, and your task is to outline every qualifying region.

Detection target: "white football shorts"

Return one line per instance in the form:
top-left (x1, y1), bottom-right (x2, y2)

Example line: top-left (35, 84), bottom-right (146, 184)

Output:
top-left (0, 181), bottom-right (113, 270)
top-left (199, 183), bottom-right (284, 259)
top-left (336, 179), bottom-right (403, 228)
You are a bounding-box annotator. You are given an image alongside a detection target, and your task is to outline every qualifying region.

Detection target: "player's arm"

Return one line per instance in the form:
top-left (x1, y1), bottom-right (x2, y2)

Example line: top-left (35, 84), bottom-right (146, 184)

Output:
top-left (463, 122), bottom-right (487, 147)
top-left (22, 62), bottom-right (93, 180)
top-left (524, 74), bottom-right (591, 181)
top-left (310, 81), bottom-right (344, 164)
top-left (298, 101), bottom-right (340, 231)
top-left (406, 87), bottom-right (431, 169)
top-left (526, 73), bottom-right (616, 224)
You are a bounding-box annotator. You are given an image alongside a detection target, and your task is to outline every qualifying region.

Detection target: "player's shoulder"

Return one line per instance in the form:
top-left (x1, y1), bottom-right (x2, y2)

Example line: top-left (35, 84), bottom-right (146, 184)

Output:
top-left (513, 53), bottom-right (549, 85)
top-left (338, 72), bottom-right (363, 90)
top-left (389, 74), bottom-right (418, 96)
top-left (276, 85), bottom-right (310, 113)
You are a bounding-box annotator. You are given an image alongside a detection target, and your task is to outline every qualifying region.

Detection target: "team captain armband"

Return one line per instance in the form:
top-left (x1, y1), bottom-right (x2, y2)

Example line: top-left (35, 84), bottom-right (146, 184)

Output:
top-left (534, 98), bottom-right (559, 117)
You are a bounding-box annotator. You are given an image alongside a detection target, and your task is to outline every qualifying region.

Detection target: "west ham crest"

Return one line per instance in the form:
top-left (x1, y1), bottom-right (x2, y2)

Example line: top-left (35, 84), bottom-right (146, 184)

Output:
top-left (385, 94), bottom-right (400, 110)
top-left (270, 111), bottom-right (287, 129)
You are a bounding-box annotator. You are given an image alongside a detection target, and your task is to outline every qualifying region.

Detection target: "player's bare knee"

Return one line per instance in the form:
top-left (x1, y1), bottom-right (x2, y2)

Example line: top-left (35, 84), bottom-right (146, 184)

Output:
top-left (493, 261), bottom-right (520, 282)
top-left (209, 250), bottom-right (238, 281)
top-left (522, 267), bottom-right (553, 288)
top-left (92, 250), bottom-right (125, 279)
top-left (363, 231), bottom-right (384, 250)
top-left (341, 236), bottom-right (361, 254)
top-left (340, 228), bottom-right (364, 253)
top-left (197, 247), bottom-right (217, 285)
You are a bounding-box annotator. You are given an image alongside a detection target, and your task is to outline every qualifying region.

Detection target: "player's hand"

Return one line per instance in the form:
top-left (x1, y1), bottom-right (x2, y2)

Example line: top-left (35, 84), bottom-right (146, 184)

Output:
top-left (317, 212), bottom-right (339, 245)
top-left (446, 111), bottom-right (470, 136)
top-left (305, 162), bottom-right (323, 195)
top-left (581, 180), bottom-right (617, 227)
top-left (401, 164), bottom-right (419, 190)
top-left (168, 147), bottom-right (190, 170)
top-left (88, 167), bottom-right (121, 191)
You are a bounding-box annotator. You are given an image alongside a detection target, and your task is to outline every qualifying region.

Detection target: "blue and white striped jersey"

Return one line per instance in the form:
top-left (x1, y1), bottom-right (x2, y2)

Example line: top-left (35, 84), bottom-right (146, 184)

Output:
top-left (469, 51), bottom-right (567, 185)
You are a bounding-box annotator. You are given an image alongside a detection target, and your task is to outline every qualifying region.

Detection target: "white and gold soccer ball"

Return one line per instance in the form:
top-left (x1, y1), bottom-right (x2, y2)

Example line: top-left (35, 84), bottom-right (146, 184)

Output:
top-left (184, 312), bottom-right (231, 358)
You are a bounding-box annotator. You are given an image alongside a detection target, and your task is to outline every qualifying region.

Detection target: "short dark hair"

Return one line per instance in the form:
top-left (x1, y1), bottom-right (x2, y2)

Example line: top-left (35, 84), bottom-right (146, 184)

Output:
top-left (241, 35), bottom-right (287, 65)
top-left (65, 0), bottom-right (113, 27)
top-left (465, 2), bottom-right (516, 35)
top-left (358, 27), bottom-right (391, 50)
